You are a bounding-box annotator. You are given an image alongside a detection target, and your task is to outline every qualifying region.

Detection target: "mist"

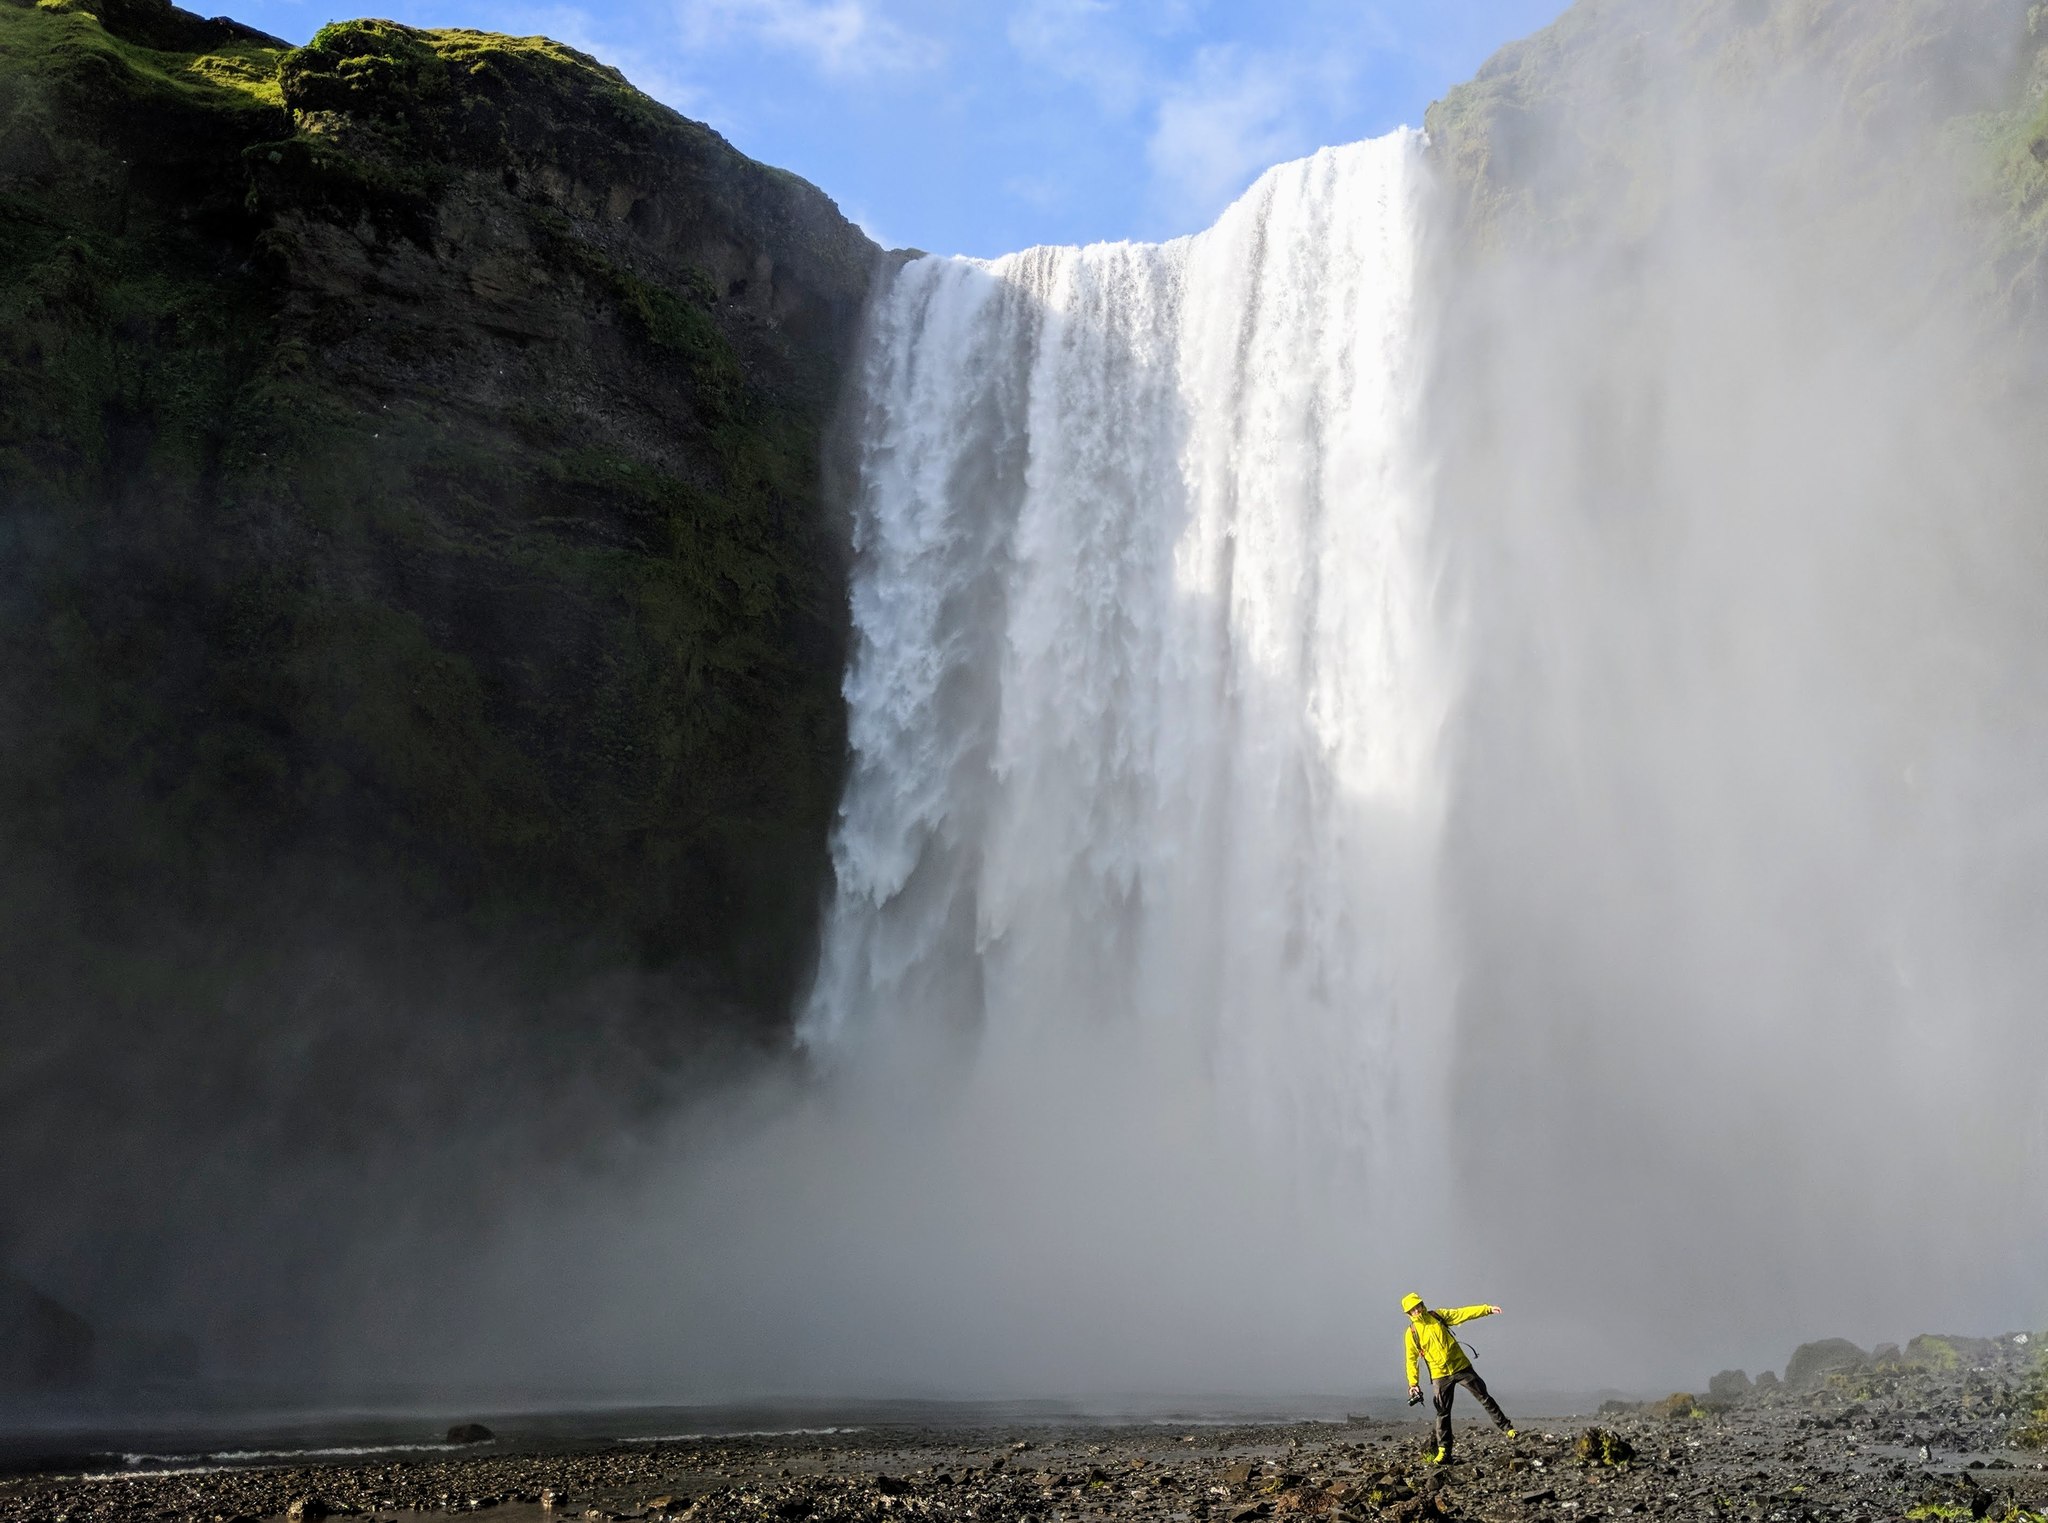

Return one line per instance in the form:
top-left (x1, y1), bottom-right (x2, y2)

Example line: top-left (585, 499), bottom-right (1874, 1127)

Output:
top-left (463, 0), bottom-right (2048, 1404)
top-left (384, 0), bottom-right (2048, 1406)
top-left (10, 0), bottom-right (2048, 1418)
top-left (1430, 0), bottom-right (2048, 1386)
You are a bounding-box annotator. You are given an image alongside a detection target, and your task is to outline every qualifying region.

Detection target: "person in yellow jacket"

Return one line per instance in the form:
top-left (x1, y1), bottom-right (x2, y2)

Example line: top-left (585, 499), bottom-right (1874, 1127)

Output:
top-left (1402, 1293), bottom-right (1517, 1463)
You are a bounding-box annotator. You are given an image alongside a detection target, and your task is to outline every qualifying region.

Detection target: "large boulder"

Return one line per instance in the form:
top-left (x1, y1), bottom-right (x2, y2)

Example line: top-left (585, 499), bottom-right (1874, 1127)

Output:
top-left (1785, 1339), bottom-right (1869, 1388)
top-left (1905, 1334), bottom-right (2001, 1370)
top-left (1707, 1369), bottom-right (1752, 1400)
top-left (0, 1271), bottom-right (94, 1389)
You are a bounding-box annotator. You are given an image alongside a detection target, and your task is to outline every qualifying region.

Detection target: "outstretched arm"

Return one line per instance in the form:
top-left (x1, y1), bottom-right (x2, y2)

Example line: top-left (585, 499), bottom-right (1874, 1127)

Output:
top-left (1441, 1304), bottom-right (1503, 1325)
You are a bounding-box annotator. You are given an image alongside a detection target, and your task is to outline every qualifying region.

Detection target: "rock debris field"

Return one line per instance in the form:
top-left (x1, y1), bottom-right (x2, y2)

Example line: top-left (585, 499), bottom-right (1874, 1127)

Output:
top-left (4, 1334), bottom-right (2044, 1523)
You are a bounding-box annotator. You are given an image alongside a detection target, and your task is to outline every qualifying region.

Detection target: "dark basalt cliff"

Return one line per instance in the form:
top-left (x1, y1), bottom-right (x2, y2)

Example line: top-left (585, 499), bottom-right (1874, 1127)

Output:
top-left (0, 0), bottom-right (878, 1334)
top-left (0, 0), bottom-right (878, 1028)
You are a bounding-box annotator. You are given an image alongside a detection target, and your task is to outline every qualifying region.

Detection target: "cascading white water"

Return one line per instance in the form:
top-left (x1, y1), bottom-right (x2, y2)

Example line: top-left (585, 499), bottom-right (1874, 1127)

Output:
top-left (804, 130), bottom-right (1449, 1216)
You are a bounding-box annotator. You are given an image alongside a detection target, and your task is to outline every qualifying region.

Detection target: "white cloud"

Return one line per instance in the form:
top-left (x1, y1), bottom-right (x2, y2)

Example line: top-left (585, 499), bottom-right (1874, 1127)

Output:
top-left (1003, 172), bottom-right (1069, 213)
top-left (1004, 2), bottom-right (1372, 235)
top-left (1005, 0), bottom-right (1156, 116)
top-left (1144, 45), bottom-right (1337, 228)
top-left (677, 0), bottom-right (941, 77)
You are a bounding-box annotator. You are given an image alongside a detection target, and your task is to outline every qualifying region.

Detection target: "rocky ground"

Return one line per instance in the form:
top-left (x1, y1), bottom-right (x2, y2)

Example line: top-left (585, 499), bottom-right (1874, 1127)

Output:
top-left (3, 1335), bottom-right (2043, 1523)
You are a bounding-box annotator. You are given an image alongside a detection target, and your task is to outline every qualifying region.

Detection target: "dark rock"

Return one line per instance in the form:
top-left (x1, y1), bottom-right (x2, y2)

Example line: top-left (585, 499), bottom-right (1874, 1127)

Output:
top-left (285, 1498), bottom-right (333, 1522)
top-left (447, 1423), bottom-right (496, 1444)
top-left (0, 0), bottom-right (881, 1309)
top-left (875, 1476), bottom-right (911, 1496)
top-left (1785, 1340), bottom-right (1869, 1388)
top-left (1575, 1429), bottom-right (1636, 1466)
top-left (1905, 1334), bottom-right (2002, 1370)
top-left (1708, 1370), bottom-right (1752, 1400)
top-left (1520, 1487), bottom-right (1558, 1504)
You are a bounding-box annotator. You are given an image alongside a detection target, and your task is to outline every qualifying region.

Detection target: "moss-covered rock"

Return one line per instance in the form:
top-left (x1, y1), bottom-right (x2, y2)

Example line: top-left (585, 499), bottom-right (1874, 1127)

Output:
top-left (1707, 1369), bottom-right (1752, 1400)
top-left (1, 0), bottom-right (875, 980)
top-left (1573, 1427), bottom-right (1637, 1464)
top-left (1649, 1392), bottom-right (1707, 1420)
top-left (2013, 1341), bottom-right (2048, 1448)
top-left (1423, 0), bottom-right (2036, 249)
top-left (0, 0), bottom-right (878, 1309)
top-left (1785, 1340), bottom-right (1870, 1388)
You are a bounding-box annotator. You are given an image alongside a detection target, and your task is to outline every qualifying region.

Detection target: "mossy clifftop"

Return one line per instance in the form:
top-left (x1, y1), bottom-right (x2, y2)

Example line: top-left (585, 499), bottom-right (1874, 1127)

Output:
top-left (0, 0), bottom-right (880, 1274)
top-left (1422, 0), bottom-right (2048, 310)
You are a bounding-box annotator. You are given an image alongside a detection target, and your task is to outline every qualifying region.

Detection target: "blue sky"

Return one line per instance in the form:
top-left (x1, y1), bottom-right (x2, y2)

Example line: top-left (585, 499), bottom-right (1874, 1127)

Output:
top-left (230, 0), bottom-right (1569, 257)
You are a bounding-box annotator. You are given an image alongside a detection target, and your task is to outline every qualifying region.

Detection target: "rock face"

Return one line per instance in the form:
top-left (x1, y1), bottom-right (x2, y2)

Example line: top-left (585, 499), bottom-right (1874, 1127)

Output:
top-left (0, 0), bottom-right (875, 1014)
top-left (0, 0), bottom-right (877, 1342)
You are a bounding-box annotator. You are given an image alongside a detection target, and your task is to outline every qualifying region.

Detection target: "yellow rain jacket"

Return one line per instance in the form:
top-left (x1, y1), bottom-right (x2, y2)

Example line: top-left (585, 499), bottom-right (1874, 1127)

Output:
top-left (1404, 1305), bottom-right (1495, 1386)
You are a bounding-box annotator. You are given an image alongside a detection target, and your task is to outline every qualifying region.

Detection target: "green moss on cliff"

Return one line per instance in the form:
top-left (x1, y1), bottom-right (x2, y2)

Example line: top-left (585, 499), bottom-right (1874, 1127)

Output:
top-left (281, 19), bottom-right (667, 143)
top-left (0, 0), bottom-right (875, 1045)
top-left (1965, 8), bottom-right (2048, 310)
top-left (7, 0), bottom-right (284, 107)
top-left (1425, 0), bottom-right (2037, 256)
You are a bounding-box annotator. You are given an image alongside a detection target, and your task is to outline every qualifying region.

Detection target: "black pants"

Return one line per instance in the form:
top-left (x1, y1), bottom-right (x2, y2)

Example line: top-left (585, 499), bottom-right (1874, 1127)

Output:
top-left (1433, 1368), bottom-right (1511, 1454)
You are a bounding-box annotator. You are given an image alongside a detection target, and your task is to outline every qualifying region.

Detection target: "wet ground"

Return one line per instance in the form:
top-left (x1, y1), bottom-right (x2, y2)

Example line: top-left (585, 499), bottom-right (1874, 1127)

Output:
top-left (3, 1361), bottom-right (2042, 1523)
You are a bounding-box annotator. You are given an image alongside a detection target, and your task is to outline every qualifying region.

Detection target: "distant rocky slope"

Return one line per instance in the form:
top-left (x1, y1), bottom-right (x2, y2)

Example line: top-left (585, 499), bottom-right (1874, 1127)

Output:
top-left (0, 0), bottom-right (877, 1333)
top-left (1425, 0), bottom-right (2048, 290)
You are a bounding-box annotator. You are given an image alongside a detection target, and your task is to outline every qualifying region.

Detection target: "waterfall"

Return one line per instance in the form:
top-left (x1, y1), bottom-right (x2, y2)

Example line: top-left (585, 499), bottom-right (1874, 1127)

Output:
top-left (478, 31), bottom-right (2048, 1394)
top-left (803, 130), bottom-right (1449, 1222)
